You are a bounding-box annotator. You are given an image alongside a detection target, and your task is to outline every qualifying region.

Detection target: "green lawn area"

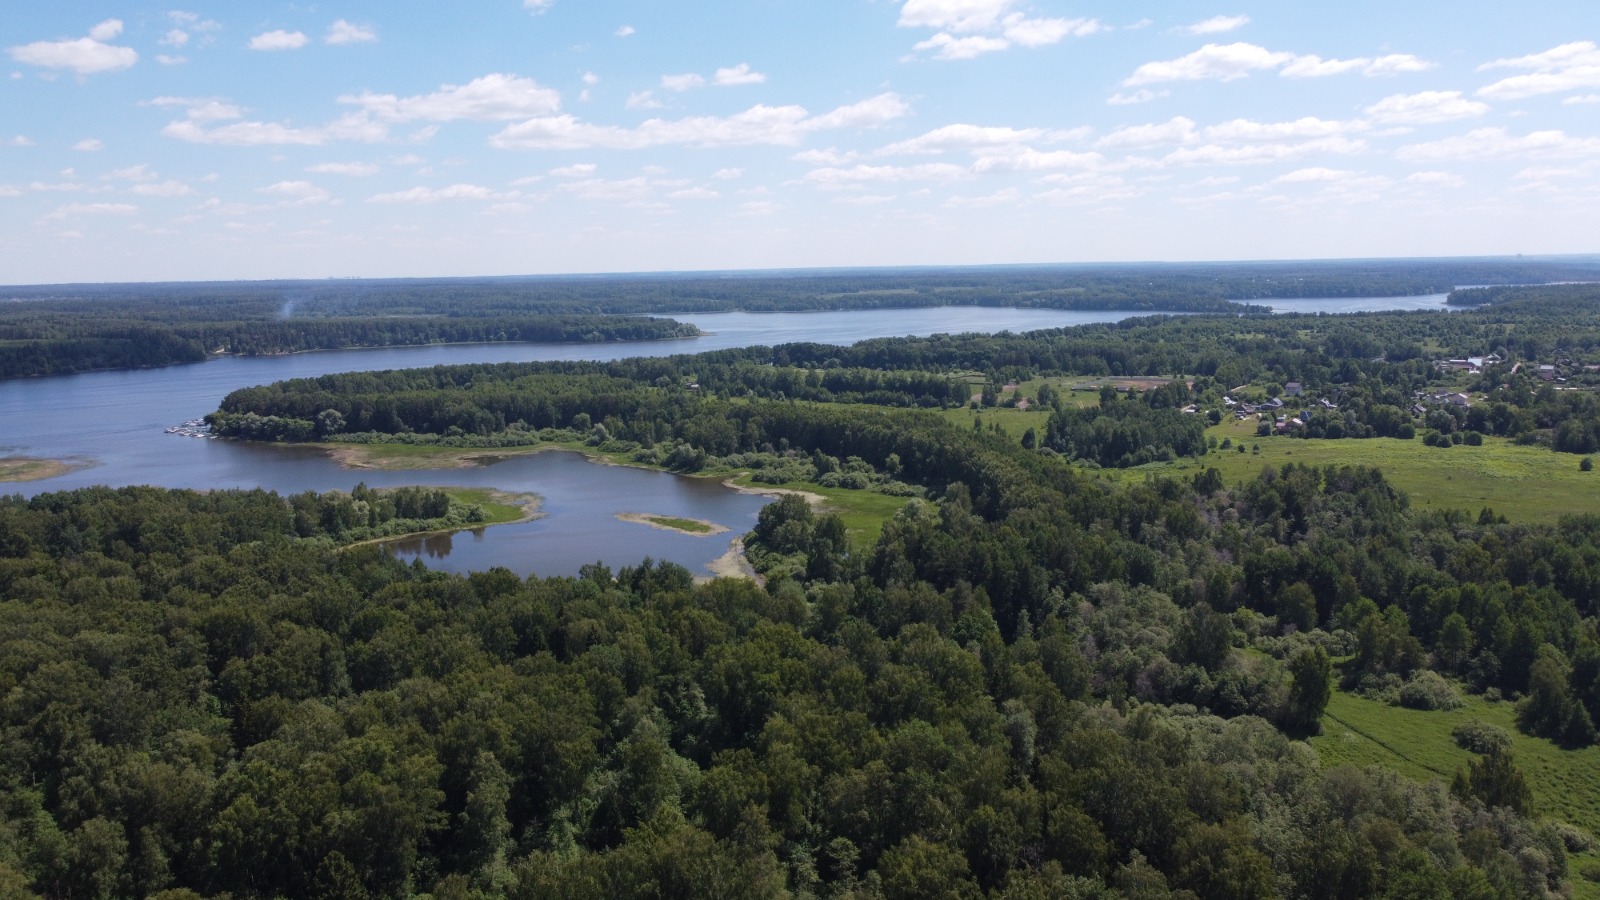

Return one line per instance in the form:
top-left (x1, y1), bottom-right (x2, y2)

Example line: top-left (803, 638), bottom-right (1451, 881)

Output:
top-left (1314, 689), bottom-right (1600, 894)
top-left (1099, 417), bottom-right (1600, 524)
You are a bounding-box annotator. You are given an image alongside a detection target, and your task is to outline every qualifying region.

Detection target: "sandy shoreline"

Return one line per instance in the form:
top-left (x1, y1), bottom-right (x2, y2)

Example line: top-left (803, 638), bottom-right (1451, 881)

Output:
top-left (719, 476), bottom-right (827, 509)
top-left (699, 537), bottom-right (761, 584)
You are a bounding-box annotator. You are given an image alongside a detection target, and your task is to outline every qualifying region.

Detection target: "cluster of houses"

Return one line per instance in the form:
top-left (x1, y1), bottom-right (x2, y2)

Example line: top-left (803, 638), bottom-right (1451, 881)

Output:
top-left (1413, 391), bottom-right (1473, 416)
top-left (1435, 350), bottom-right (1600, 385)
top-left (1219, 388), bottom-right (1342, 433)
top-left (1436, 351), bottom-right (1503, 375)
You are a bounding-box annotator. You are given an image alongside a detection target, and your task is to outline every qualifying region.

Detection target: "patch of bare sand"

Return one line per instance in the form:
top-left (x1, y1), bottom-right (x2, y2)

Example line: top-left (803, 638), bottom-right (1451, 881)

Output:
top-left (720, 477), bottom-right (827, 509)
top-left (698, 537), bottom-right (762, 585)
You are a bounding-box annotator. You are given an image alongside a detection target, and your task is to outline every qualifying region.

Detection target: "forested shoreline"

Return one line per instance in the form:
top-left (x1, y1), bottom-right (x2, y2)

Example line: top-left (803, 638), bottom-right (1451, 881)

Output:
top-left (0, 315), bottom-right (700, 380)
top-left (9, 256), bottom-right (1600, 379)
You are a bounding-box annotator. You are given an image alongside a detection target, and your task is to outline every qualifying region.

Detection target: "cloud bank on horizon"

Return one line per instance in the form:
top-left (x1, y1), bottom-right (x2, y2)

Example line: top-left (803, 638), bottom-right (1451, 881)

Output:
top-left (2, 1), bottom-right (1597, 282)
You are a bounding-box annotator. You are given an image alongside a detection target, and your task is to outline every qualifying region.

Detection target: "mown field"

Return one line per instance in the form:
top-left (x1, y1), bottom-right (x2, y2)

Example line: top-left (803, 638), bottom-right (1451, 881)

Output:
top-left (1315, 689), bottom-right (1600, 894)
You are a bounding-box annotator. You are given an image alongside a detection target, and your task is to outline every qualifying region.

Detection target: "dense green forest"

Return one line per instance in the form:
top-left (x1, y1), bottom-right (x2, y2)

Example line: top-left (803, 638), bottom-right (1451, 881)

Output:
top-left (1, 454), bottom-right (1592, 898)
top-left (0, 314), bottom-right (699, 380)
top-left (8, 256), bottom-right (1600, 378)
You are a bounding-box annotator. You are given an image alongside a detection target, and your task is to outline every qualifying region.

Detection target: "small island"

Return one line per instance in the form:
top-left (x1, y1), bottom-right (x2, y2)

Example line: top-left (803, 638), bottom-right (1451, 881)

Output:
top-left (0, 456), bottom-right (82, 483)
top-left (615, 512), bottom-right (729, 536)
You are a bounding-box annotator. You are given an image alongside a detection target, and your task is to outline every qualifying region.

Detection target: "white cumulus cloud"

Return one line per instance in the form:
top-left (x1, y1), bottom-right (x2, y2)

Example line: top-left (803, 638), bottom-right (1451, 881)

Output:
top-left (130, 180), bottom-right (194, 197)
top-left (8, 20), bottom-right (138, 75)
top-left (898, 0), bottom-right (1102, 59)
top-left (662, 73), bottom-right (706, 92)
top-left (714, 63), bottom-right (766, 86)
top-left (804, 163), bottom-right (969, 187)
top-left (1162, 136), bottom-right (1366, 167)
top-left (73, 139), bottom-right (104, 151)
top-left (368, 184), bottom-right (502, 203)
top-left (1271, 167), bottom-right (1357, 184)
top-left (1186, 15), bottom-right (1249, 35)
top-left (1127, 43), bottom-right (1431, 85)
top-left (913, 34), bottom-right (1011, 60)
top-left (625, 91), bottom-right (663, 110)
top-left (1397, 127), bottom-right (1600, 161)
top-left (1107, 89), bottom-right (1168, 105)
top-left (878, 124), bottom-right (1061, 155)
top-left (147, 96), bottom-right (244, 121)
top-left (971, 147), bottom-right (1104, 172)
top-left (550, 163), bottom-right (598, 177)
top-left (1098, 117), bottom-right (1198, 148)
top-left (43, 202), bottom-right (137, 220)
top-left (259, 180), bottom-right (331, 204)
top-left (1364, 91), bottom-right (1489, 125)
top-left (491, 93), bottom-right (908, 151)
top-left (164, 113), bottom-right (387, 146)
top-left (249, 30), bottom-right (308, 51)
top-left (327, 21), bottom-right (377, 45)
top-left (1125, 43), bottom-right (1292, 84)
top-left (307, 162), bottom-right (380, 176)
top-left (1477, 41), bottom-right (1600, 100)
top-left (342, 74), bottom-right (561, 121)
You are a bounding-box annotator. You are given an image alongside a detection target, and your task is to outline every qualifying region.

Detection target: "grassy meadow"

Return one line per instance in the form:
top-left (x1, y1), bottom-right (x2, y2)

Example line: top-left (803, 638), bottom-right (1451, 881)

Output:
top-left (1315, 689), bottom-right (1600, 894)
top-left (1135, 418), bottom-right (1600, 524)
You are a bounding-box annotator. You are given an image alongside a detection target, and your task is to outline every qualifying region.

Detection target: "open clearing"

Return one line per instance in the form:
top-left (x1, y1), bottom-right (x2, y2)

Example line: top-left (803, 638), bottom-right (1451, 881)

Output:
top-left (1315, 688), bottom-right (1600, 896)
top-left (1103, 418), bottom-right (1600, 524)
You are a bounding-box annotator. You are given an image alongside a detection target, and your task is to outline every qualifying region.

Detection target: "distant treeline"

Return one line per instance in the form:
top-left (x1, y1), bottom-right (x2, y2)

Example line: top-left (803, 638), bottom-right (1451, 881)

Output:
top-left (7, 257), bottom-right (1600, 378)
top-left (0, 315), bottom-right (698, 379)
top-left (1449, 282), bottom-right (1600, 307)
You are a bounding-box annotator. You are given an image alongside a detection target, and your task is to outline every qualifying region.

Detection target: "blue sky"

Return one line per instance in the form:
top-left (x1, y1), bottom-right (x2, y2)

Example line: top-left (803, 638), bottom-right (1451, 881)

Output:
top-left (3, 1), bottom-right (1598, 283)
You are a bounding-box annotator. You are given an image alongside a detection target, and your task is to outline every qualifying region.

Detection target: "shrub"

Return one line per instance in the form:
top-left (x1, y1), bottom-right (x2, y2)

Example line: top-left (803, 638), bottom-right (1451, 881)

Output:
top-left (1554, 822), bottom-right (1597, 853)
top-left (1398, 670), bottom-right (1464, 710)
top-left (1452, 719), bottom-right (1512, 755)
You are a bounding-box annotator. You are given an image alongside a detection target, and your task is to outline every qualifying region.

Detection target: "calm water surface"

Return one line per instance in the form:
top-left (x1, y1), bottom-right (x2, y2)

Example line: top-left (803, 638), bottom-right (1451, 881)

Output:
top-left (0, 300), bottom-right (1446, 576)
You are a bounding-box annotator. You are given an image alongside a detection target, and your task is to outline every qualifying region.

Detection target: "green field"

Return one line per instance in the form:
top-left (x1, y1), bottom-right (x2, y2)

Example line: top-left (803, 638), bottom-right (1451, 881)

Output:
top-left (723, 473), bottom-right (913, 551)
top-left (1102, 418), bottom-right (1600, 524)
top-left (1315, 689), bottom-right (1600, 894)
